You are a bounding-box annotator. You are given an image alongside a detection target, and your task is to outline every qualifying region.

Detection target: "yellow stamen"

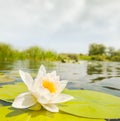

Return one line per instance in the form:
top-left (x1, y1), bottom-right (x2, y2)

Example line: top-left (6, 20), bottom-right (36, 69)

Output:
top-left (42, 80), bottom-right (56, 93)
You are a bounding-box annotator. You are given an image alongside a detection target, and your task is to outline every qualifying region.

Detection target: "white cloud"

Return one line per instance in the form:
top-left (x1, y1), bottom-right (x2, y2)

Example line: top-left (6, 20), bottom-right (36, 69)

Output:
top-left (0, 0), bottom-right (85, 32)
top-left (82, 0), bottom-right (120, 34)
top-left (0, 0), bottom-right (120, 53)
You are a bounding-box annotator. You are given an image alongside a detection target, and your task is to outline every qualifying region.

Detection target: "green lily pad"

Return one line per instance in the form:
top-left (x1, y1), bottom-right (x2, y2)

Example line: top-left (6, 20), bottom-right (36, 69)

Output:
top-left (60, 89), bottom-right (120, 119)
top-left (0, 83), bottom-right (120, 119)
top-left (0, 83), bottom-right (27, 102)
top-left (0, 105), bottom-right (104, 121)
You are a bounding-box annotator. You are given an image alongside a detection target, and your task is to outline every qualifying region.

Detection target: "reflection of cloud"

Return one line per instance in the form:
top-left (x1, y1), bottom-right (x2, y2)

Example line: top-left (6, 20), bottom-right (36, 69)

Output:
top-left (0, 0), bottom-right (120, 52)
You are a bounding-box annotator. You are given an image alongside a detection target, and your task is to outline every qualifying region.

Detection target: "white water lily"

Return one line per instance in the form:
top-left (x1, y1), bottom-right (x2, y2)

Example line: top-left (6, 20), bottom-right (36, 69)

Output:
top-left (12, 65), bottom-right (74, 112)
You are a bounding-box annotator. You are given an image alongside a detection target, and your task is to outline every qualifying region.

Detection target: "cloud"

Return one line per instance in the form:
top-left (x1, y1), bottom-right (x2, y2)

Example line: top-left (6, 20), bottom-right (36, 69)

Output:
top-left (0, 0), bottom-right (120, 53)
top-left (0, 0), bottom-right (86, 48)
top-left (80, 0), bottom-right (120, 35)
top-left (0, 0), bottom-right (85, 32)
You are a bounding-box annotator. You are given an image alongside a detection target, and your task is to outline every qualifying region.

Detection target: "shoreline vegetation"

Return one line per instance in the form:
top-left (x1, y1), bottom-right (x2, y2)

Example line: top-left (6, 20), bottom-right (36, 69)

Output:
top-left (0, 42), bottom-right (120, 63)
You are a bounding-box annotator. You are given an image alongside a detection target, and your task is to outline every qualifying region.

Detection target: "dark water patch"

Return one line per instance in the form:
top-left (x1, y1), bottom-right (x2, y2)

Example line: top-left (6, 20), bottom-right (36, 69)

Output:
top-left (91, 77), bottom-right (106, 83)
top-left (0, 78), bottom-right (22, 87)
top-left (102, 86), bottom-right (120, 91)
top-left (106, 119), bottom-right (120, 121)
top-left (95, 78), bottom-right (120, 91)
top-left (90, 76), bottom-right (120, 83)
top-left (116, 67), bottom-right (120, 70)
top-left (107, 68), bottom-right (113, 72)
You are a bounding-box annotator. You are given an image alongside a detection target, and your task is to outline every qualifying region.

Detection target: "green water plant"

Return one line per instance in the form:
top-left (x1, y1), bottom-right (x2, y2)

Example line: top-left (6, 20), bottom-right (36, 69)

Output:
top-left (0, 65), bottom-right (120, 121)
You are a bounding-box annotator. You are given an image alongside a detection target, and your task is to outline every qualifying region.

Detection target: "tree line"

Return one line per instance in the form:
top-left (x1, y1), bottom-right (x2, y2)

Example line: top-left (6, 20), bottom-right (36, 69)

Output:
top-left (88, 43), bottom-right (120, 61)
top-left (0, 42), bottom-right (120, 62)
top-left (0, 42), bottom-right (58, 62)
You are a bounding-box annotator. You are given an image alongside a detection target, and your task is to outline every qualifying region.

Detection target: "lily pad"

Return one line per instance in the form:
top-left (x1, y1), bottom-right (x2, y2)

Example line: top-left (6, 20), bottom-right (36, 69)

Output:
top-left (0, 83), bottom-right (120, 119)
top-left (0, 105), bottom-right (104, 121)
top-left (0, 83), bottom-right (27, 102)
top-left (60, 89), bottom-right (120, 119)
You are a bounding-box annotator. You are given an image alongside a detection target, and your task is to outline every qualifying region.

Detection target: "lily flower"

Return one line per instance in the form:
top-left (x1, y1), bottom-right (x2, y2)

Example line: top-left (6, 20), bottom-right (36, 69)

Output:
top-left (12, 65), bottom-right (74, 112)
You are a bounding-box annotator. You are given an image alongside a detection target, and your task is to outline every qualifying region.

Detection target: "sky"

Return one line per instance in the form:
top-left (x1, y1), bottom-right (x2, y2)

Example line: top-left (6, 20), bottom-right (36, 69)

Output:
top-left (0, 0), bottom-right (120, 54)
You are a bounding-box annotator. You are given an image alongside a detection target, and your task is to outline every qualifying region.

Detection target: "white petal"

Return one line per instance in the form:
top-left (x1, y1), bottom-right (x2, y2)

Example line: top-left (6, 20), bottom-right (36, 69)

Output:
top-left (42, 104), bottom-right (59, 112)
top-left (19, 70), bottom-right (33, 90)
top-left (51, 94), bottom-right (74, 104)
top-left (34, 65), bottom-right (46, 89)
top-left (49, 71), bottom-right (57, 78)
top-left (47, 71), bottom-right (59, 82)
top-left (32, 85), bottom-right (50, 98)
top-left (12, 92), bottom-right (37, 109)
top-left (35, 65), bottom-right (46, 81)
top-left (37, 91), bottom-right (51, 104)
top-left (55, 75), bottom-right (60, 81)
top-left (57, 80), bottom-right (68, 94)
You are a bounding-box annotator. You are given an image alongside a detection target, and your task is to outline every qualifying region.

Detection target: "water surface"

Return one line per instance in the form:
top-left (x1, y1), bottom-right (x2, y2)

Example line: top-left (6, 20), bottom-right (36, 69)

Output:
top-left (0, 60), bottom-right (120, 96)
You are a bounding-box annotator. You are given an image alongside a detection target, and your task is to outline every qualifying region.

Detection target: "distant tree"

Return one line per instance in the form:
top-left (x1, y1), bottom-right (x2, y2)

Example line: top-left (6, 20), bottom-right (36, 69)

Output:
top-left (45, 50), bottom-right (58, 61)
top-left (107, 47), bottom-right (116, 57)
top-left (0, 42), bottom-right (14, 61)
top-left (88, 43), bottom-right (106, 55)
top-left (22, 46), bottom-right (45, 61)
top-left (115, 49), bottom-right (120, 56)
top-left (67, 53), bottom-right (78, 62)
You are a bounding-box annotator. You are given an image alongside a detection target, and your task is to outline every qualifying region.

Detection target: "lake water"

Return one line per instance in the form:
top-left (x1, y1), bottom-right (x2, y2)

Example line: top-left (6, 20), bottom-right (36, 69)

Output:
top-left (0, 60), bottom-right (120, 97)
top-left (0, 60), bottom-right (120, 121)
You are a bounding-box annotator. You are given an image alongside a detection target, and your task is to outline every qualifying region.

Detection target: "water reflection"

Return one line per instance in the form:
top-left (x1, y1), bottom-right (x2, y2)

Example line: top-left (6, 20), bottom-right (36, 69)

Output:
top-left (0, 61), bottom-right (14, 71)
top-left (0, 60), bottom-right (120, 96)
top-left (87, 61), bottom-right (120, 81)
top-left (0, 60), bottom-right (55, 84)
top-left (3, 60), bottom-right (55, 73)
top-left (54, 61), bottom-right (120, 96)
top-left (87, 62), bottom-right (103, 75)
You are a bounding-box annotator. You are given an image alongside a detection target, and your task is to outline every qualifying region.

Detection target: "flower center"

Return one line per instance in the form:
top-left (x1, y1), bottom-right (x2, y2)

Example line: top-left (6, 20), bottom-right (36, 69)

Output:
top-left (42, 80), bottom-right (56, 93)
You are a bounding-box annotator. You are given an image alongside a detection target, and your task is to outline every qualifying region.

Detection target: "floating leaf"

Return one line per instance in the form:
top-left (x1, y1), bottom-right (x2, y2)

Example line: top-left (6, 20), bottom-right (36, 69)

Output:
top-left (60, 89), bottom-right (120, 119)
top-left (0, 83), bottom-right (27, 102)
top-left (29, 103), bottom-right (42, 111)
top-left (0, 105), bottom-right (104, 121)
top-left (0, 83), bottom-right (120, 119)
